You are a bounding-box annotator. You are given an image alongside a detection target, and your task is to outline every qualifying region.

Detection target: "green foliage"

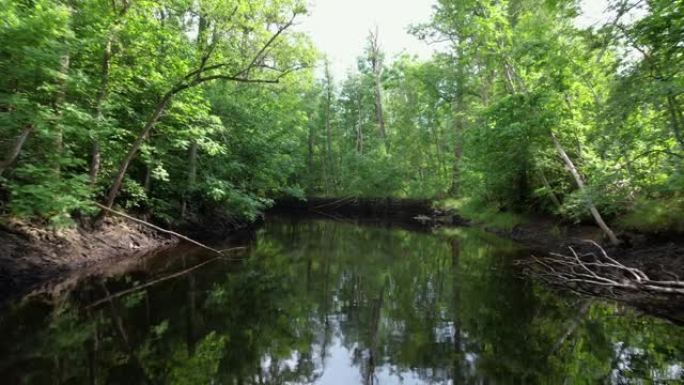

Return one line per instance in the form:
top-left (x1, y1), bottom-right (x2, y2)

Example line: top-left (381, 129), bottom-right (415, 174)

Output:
top-left (168, 332), bottom-right (228, 385)
top-left (0, 0), bottom-right (316, 224)
top-left (7, 165), bottom-right (94, 226)
top-left (438, 198), bottom-right (526, 230)
top-left (0, 0), bottom-right (681, 234)
top-left (619, 196), bottom-right (684, 233)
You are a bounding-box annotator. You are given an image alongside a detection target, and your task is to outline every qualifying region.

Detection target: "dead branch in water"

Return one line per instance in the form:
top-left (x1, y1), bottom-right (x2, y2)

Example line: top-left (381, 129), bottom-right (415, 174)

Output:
top-left (525, 240), bottom-right (684, 295)
top-left (95, 202), bottom-right (227, 256)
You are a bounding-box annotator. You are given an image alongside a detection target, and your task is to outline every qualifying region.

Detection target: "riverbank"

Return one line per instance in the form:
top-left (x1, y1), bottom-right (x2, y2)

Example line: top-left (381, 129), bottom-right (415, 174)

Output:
top-left (1, 197), bottom-right (681, 313)
top-left (279, 197), bottom-right (684, 320)
top-left (0, 216), bottom-right (177, 300)
top-left (431, 201), bottom-right (684, 323)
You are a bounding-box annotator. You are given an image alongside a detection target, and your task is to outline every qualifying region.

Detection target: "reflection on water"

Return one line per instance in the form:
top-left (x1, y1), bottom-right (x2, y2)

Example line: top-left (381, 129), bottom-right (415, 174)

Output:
top-left (0, 218), bottom-right (682, 384)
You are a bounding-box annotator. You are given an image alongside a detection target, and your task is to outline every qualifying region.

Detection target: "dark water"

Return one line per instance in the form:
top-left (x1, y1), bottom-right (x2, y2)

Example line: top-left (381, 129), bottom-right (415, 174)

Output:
top-left (1, 218), bottom-right (682, 384)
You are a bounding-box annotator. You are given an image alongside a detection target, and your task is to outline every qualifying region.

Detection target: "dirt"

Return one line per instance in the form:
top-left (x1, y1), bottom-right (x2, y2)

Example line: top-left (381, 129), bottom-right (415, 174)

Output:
top-left (493, 217), bottom-right (684, 323)
top-left (498, 218), bottom-right (684, 281)
top-left (0, 216), bottom-right (177, 302)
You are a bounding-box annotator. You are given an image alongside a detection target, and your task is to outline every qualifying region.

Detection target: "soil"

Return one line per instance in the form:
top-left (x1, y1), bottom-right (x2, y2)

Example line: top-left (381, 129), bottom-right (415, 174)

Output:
top-left (489, 216), bottom-right (684, 323)
top-left (0, 216), bottom-right (177, 302)
top-left (493, 216), bottom-right (684, 284)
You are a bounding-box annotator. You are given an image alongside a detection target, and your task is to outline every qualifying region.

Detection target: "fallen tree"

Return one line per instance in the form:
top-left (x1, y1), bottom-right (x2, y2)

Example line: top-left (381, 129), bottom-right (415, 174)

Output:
top-left (524, 240), bottom-right (684, 296)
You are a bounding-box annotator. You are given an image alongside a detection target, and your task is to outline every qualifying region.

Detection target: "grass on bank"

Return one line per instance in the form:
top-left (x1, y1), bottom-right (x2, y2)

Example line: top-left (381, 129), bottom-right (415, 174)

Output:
top-left (435, 198), bottom-right (527, 231)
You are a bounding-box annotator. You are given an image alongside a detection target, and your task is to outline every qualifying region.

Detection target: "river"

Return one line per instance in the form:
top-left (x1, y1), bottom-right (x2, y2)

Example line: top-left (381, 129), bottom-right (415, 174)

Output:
top-left (0, 217), bottom-right (682, 384)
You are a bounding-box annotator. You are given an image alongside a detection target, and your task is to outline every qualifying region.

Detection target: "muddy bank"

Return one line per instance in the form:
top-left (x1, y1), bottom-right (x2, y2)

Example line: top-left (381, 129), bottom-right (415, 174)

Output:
top-left (484, 217), bottom-right (684, 323)
top-left (491, 217), bottom-right (684, 281)
top-left (0, 217), bottom-right (177, 301)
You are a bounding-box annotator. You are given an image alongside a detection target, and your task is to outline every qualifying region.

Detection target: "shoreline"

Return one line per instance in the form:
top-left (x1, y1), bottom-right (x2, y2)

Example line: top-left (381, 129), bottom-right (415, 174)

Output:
top-left (0, 217), bottom-right (178, 303)
top-left (1, 198), bottom-right (682, 313)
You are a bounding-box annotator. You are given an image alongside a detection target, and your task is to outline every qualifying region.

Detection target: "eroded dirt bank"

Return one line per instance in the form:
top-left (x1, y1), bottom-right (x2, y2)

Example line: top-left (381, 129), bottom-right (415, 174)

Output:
top-left (0, 217), bottom-right (177, 300)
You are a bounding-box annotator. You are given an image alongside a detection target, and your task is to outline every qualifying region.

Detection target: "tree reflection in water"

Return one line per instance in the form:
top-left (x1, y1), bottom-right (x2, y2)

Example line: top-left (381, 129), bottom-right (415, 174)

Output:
top-left (0, 218), bottom-right (682, 384)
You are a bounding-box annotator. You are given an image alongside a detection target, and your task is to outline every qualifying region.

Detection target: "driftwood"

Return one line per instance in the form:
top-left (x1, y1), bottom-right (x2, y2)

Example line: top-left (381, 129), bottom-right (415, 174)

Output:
top-left (526, 240), bottom-right (684, 295)
top-left (94, 202), bottom-right (227, 256)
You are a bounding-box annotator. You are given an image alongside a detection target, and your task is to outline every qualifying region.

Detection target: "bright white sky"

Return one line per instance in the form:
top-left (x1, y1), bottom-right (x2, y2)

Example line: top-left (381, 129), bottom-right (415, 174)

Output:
top-left (298, 0), bottom-right (616, 79)
top-left (298, 0), bottom-right (439, 78)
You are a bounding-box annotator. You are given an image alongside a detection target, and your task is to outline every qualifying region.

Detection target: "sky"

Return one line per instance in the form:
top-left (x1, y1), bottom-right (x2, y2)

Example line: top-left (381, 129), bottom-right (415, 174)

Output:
top-left (298, 0), bottom-right (619, 79)
top-left (298, 0), bottom-right (439, 78)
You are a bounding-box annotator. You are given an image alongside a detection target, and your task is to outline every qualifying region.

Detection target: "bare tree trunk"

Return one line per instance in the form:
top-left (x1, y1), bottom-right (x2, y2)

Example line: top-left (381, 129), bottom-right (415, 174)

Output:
top-left (494, 39), bottom-right (617, 244)
top-left (368, 28), bottom-right (387, 144)
top-left (0, 126), bottom-right (32, 177)
top-left (551, 133), bottom-right (620, 245)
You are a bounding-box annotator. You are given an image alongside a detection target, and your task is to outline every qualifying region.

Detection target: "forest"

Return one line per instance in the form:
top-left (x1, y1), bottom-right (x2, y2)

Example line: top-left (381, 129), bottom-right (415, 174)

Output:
top-left (0, 0), bottom-right (682, 238)
top-left (1, 1), bottom-right (684, 383)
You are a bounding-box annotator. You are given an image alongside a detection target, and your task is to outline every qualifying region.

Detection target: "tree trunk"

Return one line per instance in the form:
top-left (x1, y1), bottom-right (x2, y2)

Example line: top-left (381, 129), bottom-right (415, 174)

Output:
top-left (373, 76), bottom-right (386, 140)
top-left (103, 92), bottom-right (173, 209)
top-left (450, 45), bottom-right (466, 195)
top-left (551, 132), bottom-right (620, 245)
top-left (143, 163), bottom-right (152, 194)
top-left (181, 140), bottom-right (198, 218)
top-left (90, 141), bottom-right (101, 186)
top-left (323, 62), bottom-right (335, 193)
top-left (666, 94), bottom-right (684, 149)
top-left (90, 37), bottom-right (112, 185)
top-left (307, 123), bottom-right (314, 171)
top-left (0, 126), bottom-right (32, 177)
top-left (368, 28), bottom-right (387, 144)
top-left (356, 92), bottom-right (364, 154)
top-left (539, 169), bottom-right (562, 209)
top-left (53, 53), bottom-right (70, 174)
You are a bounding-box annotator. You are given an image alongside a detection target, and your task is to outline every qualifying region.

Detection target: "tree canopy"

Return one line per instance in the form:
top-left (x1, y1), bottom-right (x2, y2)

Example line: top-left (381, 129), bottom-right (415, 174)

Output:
top-left (0, 0), bottom-right (681, 234)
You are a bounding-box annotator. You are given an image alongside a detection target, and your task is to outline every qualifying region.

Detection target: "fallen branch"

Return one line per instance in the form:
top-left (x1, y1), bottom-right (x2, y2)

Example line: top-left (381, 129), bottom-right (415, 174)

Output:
top-left (95, 202), bottom-right (225, 256)
top-left (525, 240), bottom-right (684, 296)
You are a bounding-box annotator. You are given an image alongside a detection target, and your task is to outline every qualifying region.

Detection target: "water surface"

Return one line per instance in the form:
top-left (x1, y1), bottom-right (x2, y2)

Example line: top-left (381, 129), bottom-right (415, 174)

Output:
top-left (1, 217), bottom-right (682, 384)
